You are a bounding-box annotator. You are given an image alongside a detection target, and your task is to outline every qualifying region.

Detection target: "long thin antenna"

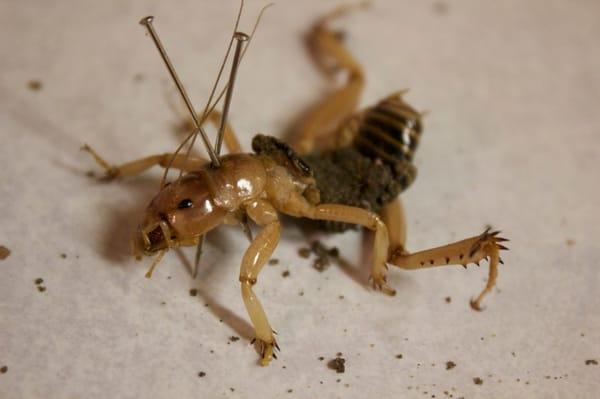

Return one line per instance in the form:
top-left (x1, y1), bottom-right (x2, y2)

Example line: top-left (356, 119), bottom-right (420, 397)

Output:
top-left (216, 32), bottom-right (248, 155)
top-left (139, 16), bottom-right (221, 167)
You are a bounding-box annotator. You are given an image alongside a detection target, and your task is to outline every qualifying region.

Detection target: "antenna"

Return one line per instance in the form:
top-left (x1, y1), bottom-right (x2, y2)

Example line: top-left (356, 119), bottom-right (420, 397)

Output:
top-left (139, 16), bottom-right (221, 167)
top-left (215, 32), bottom-right (248, 155)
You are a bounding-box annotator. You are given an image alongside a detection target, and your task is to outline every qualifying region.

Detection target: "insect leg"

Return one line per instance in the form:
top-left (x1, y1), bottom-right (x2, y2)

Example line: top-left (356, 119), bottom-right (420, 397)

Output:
top-left (81, 145), bottom-right (207, 180)
top-left (278, 193), bottom-right (394, 295)
top-left (240, 199), bottom-right (281, 366)
top-left (380, 198), bottom-right (408, 256)
top-left (388, 229), bottom-right (509, 310)
top-left (292, 4), bottom-right (368, 154)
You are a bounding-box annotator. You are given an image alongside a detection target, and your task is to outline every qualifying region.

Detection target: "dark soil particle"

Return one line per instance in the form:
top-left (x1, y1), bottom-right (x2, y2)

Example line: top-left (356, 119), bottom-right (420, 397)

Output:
top-left (328, 357), bottom-right (346, 373)
top-left (298, 247), bottom-right (311, 258)
top-left (37, 286), bottom-right (46, 293)
top-left (396, 354), bottom-right (403, 359)
top-left (60, 253), bottom-right (67, 259)
top-left (189, 289), bottom-right (198, 296)
top-left (0, 246), bottom-right (10, 260)
top-left (432, 1), bottom-right (449, 15)
top-left (268, 258), bottom-right (279, 265)
top-left (585, 359), bottom-right (598, 365)
top-left (473, 377), bottom-right (483, 385)
top-left (229, 336), bottom-right (240, 342)
top-left (35, 278), bottom-right (44, 285)
top-left (445, 296), bottom-right (452, 303)
top-left (446, 361), bottom-right (456, 370)
top-left (318, 357), bottom-right (324, 361)
top-left (310, 241), bottom-right (340, 272)
top-left (28, 80), bottom-right (42, 91)
top-left (0, 366), bottom-right (7, 373)
top-left (287, 389), bottom-right (293, 393)
top-left (282, 270), bottom-right (290, 278)
top-left (198, 371), bottom-right (206, 377)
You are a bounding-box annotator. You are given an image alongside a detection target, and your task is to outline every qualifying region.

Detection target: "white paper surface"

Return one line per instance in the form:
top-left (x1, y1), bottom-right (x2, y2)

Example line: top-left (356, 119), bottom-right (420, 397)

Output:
top-left (1, 1), bottom-right (599, 398)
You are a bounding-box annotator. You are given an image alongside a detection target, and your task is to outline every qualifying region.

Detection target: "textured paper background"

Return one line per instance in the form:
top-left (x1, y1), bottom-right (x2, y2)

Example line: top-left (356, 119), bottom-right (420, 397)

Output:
top-left (1, 1), bottom-right (599, 398)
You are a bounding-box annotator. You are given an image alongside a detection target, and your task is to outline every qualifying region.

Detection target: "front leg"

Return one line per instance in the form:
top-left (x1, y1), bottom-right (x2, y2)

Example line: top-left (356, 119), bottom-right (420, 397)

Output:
top-left (81, 145), bottom-right (207, 179)
top-left (240, 199), bottom-right (281, 366)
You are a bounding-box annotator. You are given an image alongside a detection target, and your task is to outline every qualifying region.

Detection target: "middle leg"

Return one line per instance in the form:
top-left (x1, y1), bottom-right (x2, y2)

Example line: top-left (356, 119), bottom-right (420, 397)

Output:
top-left (278, 193), bottom-right (394, 295)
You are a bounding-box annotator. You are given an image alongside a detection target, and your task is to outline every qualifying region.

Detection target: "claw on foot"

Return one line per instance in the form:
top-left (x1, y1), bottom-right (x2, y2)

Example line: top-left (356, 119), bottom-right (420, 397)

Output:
top-left (387, 228), bottom-right (509, 309)
top-left (468, 228), bottom-right (509, 311)
top-left (253, 336), bottom-right (280, 366)
top-left (370, 271), bottom-right (396, 296)
top-left (80, 144), bottom-right (119, 180)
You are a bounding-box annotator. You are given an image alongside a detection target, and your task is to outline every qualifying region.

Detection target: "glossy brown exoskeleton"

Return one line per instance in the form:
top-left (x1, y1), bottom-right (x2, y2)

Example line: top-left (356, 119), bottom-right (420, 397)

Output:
top-left (83, 3), bottom-right (508, 365)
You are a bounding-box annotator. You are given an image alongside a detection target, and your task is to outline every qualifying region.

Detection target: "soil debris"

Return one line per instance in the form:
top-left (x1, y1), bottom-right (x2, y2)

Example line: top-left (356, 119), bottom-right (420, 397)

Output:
top-left (311, 241), bottom-right (339, 272)
top-left (0, 246), bottom-right (10, 260)
top-left (0, 366), bottom-right (7, 374)
top-left (473, 377), bottom-right (483, 385)
top-left (396, 354), bottom-right (403, 359)
top-left (28, 80), bottom-right (42, 91)
top-left (268, 258), bottom-right (279, 265)
top-left (298, 247), bottom-right (311, 258)
top-left (328, 357), bottom-right (346, 373)
top-left (432, 1), bottom-right (449, 15)
top-left (445, 296), bottom-right (452, 303)
top-left (282, 270), bottom-right (290, 278)
top-left (35, 278), bottom-right (44, 285)
top-left (585, 359), bottom-right (598, 365)
top-left (446, 361), bottom-right (456, 370)
top-left (189, 289), bottom-right (198, 296)
top-left (229, 336), bottom-right (240, 342)
top-left (198, 371), bottom-right (206, 377)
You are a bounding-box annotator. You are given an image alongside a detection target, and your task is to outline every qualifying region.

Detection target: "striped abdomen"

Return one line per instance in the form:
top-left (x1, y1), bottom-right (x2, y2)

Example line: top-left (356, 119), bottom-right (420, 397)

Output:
top-left (353, 93), bottom-right (423, 164)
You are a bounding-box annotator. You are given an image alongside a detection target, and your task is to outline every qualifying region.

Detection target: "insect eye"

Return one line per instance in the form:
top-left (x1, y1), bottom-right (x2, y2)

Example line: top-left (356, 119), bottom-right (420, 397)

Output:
top-left (177, 198), bottom-right (193, 209)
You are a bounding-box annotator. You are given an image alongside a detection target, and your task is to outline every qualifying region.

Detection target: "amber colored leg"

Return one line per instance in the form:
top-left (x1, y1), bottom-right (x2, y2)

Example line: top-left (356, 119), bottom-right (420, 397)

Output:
top-left (81, 145), bottom-right (206, 180)
top-left (381, 198), bottom-right (407, 256)
top-left (292, 4), bottom-right (368, 153)
top-left (277, 190), bottom-right (394, 295)
top-left (240, 199), bottom-right (281, 366)
top-left (388, 228), bottom-right (509, 310)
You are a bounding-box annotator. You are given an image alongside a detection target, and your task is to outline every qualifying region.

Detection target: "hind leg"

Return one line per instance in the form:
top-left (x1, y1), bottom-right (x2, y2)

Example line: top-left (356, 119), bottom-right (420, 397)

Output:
top-left (292, 3), bottom-right (369, 154)
top-left (387, 228), bottom-right (509, 310)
